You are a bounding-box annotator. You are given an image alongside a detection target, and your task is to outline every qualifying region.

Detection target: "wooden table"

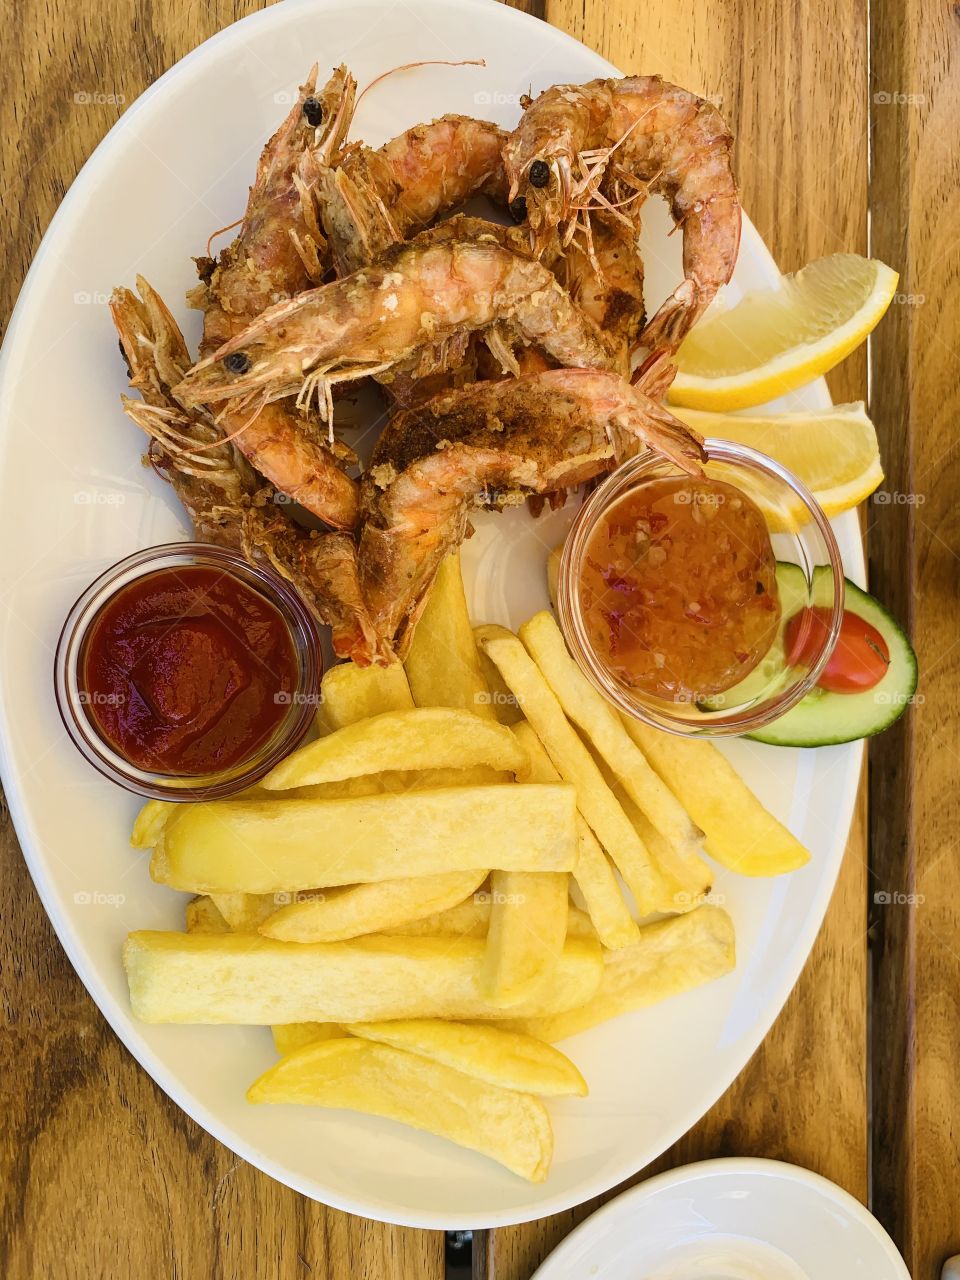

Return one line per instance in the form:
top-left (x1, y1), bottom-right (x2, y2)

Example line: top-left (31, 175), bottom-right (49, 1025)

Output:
top-left (1, 0), bottom-right (955, 1276)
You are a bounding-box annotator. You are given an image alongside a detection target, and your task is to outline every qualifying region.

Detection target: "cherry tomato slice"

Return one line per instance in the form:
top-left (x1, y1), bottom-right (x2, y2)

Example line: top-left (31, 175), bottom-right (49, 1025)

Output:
top-left (785, 606), bottom-right (890, 693)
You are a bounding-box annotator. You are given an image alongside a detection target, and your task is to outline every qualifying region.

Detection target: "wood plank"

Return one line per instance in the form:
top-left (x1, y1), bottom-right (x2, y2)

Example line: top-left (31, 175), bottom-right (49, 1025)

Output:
top-left (0, 4), bottom-right (445, 1276)
top-left (485, 0), bottom-right (869, 1271)
top-left (869, 3), bottom-right (960, 1276)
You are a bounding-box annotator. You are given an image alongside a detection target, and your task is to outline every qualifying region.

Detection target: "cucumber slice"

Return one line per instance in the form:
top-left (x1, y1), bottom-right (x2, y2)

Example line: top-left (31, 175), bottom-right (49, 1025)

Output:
top-left (748, 569), bottom-right (917, 747)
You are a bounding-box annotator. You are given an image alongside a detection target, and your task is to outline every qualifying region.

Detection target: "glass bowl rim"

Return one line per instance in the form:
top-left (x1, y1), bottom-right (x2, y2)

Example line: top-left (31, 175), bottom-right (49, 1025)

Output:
top-left (556, 439), bottom-right (846, 736)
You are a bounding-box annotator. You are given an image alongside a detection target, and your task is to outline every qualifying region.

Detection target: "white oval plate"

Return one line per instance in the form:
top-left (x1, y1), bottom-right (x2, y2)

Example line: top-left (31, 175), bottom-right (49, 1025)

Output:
top-left (531, 1158), bottom-right (910, 1279)
top-left (0, 0), bottom-right (863, 1229)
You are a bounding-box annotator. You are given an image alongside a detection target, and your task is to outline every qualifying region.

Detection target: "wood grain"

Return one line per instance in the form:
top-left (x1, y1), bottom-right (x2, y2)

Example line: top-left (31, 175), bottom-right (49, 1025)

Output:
top-left (484, 0), bottom-right (871, 1272)
top-left (869, 2), bottom-right (960, 1276)
top-left (0, 1), bottom-right (877, 1278)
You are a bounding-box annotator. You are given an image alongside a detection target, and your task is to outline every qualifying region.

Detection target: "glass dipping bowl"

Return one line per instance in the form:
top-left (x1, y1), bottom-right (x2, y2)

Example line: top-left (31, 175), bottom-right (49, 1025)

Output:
top-left (557, 440), bottom-right (845, 736)
top-left (54, 543), bottom-right (322, 799)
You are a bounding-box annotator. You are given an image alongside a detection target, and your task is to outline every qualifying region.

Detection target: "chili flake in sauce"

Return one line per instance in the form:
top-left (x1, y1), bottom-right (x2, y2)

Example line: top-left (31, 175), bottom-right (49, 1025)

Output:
top-left (580, 476), bottom-right (780, 700)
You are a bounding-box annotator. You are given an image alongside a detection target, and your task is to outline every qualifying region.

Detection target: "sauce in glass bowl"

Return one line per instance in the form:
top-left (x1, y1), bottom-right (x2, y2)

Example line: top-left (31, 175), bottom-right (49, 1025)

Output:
top-left (579, 475), bottom-right (781, 701)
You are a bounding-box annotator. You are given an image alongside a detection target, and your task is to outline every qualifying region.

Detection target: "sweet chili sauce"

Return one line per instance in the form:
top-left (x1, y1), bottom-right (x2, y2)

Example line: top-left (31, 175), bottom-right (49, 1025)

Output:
top-left (580, 476), bottom-right (781, 701)
top-left (78, 565), bottom-right (299, 774)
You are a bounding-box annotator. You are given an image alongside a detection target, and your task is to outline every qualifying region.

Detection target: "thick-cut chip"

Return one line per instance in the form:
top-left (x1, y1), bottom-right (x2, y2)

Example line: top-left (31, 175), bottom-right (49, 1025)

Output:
top-left (185, 895), bottom-right (230, 934)
top-left (272, 1022), bottom-right (343, 1055)
top-left (345, 1019), bottom-right (587, 1096)
top-left (123, 931), bottom-right (602, 1024)
top-left (131, 799), bottom-right (176, 849)
top-left (481, 870), bottom-right (568, 1007)
top-left (474, 632), bottom-right (526, 726)
top-left (519, 612), bottom-right (704, 854)
top-left (501, 906), bottom-right (736, 1041)
top-left (248, 1038), bottom-right (554, 1182)
top-left (318, 660), bottom-right (413, 733)
top-left (263, 707), bottom-right (528, 791)
top-left (477, 627), bottom-right (665, 915)
top-left (621, 720), bottom-right (811, 876)
top-left (152, 785), bottom-right (576, 894)
top-left (513, 722), bottom-right (638, 949)
top-left (388, 898), bottom-right (597, 941)
top-left (259, 870), bottom-right (488, 943)
top-left (209, 892), bottom-right (280, 932)
top-left (405, 553), bottom-right (496, 719)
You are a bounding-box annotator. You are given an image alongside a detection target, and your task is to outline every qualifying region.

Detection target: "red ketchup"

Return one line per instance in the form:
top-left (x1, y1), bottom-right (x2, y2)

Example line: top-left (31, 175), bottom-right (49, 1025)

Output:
top-left (78, 566), bottom-right (298, 775)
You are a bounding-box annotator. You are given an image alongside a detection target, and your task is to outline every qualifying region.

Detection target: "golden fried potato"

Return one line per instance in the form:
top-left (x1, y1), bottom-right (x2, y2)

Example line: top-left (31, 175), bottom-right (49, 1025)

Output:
top-left (620, 720), bottom-right (811, 876)
top-left (512, 722), bottom-right (639, 949)
top-left (263, 707), bottom-right (529, 791)
top-left (519, 611), bottom-right (703, 854)
top-left (248, 1038), bottom-right (554, 1182)
top-left (184, 895), bottom-right (230, 935)
top-left (317, 660), bottom-right (413, 732)
top-left (405, 553), bottom-right (497, 718)
top-left (152, 785), bottom-right (576, 894)
top-left (501, 906), bottom-right (736, 1041)
top-left (209, 892), bottom-right (280, 933)
top-left (475, 633), bottom-right (526, 726)
top-left (386, 897), bottom-right (597, 941)
top-left (481, 870), bottom-right (568, 1007)
top-left (123, 931), bottom-right (603, 1024)
top-left (345, 1019), bottom-right (587, 1096)
top-left (259, 870), bottom-right (488, 943)
top-left (477, 627), bottom-right (665, 915)
top-left (271, 1022), bottom-right (343, 1055)
top-left (131, 799), bottom-right (176, 849)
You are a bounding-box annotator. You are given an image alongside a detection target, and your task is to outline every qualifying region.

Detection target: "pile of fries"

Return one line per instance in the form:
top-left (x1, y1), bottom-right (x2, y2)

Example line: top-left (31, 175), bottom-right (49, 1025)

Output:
top-left (124, 554), bottom-right (810, 1182)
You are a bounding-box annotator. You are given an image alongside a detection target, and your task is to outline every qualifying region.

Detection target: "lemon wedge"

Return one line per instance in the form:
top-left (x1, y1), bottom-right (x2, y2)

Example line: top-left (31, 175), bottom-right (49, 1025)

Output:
top-left (669, 255), bottom-right (899, 411)
top-left (674, 402), bottom-right (883, 522)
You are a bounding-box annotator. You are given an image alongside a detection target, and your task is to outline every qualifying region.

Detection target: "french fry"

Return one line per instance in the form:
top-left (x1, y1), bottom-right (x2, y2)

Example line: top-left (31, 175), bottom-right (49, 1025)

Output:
top-left (131, 799), bottom-right (176, 849)
top-left (152, 785), bottom-right (576, 894)
top-left (475, 634), bottom-right (525, 725)
top-left (481, 870), bottom-right (568, 1007)
top-left (513, 723), bottom-right (639, 949)
top-left (259, 870), bottom-right (488, 943)
top-left (501, 905), bottom-right (736, 1042)
top-left (271, 1022), bottom-right (342, 1055)
top-left (519, 611), bottom-right (703, 854)
top-left (247, 1038), bottom-right (554, 1182)
top-left (209, 892), bottom-right (280, 932)
top-left (405, 553), bottom-right (496, 718)
top-left (185, 895), bottom-right (230, 934)
top-left (263, 707), bottom-right (528, 791)
top-left (620, 720), bottom-right (811, 876)
top-left (387, 897), bottom-right (597, 941)
top-left (123, 931), bottom-right (603, 1024)
top-left (477, 627), bottom-right (665, 915)
top-left (317, 660), bottom-right (413, 732)
top-left (345, 1019), bottom-right (587, 1096)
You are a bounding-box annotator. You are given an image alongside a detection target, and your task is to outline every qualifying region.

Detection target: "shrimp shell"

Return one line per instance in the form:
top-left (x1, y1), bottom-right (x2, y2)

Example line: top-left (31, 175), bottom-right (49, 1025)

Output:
top-left (173, 216), bottom-right (620, 412)
top-left (357, 367), bottom-right (704, 657)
